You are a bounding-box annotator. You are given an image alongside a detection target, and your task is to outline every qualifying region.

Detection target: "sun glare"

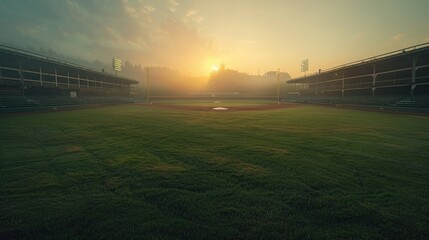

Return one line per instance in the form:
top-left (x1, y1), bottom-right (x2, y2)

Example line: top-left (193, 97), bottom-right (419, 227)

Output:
top-left (211, 65), bottom-right (219, 72)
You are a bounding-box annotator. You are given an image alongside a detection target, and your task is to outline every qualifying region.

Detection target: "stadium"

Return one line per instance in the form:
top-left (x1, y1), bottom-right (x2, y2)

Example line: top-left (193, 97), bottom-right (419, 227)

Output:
top-left (286, 42), bottom-right (429, 110)
top-left (0, 45), bottom-right (139, 112)
top-left (3, 0), bottom-right (429, 238)
top-left (1, 40), bottom-right (428, 239)
top-left (2, 42), bottom-right (429, 113)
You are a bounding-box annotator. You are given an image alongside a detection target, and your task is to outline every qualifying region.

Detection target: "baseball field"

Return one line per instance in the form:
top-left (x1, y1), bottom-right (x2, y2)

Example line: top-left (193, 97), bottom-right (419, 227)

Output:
top-left (1, 101), bottom-right (428, 239)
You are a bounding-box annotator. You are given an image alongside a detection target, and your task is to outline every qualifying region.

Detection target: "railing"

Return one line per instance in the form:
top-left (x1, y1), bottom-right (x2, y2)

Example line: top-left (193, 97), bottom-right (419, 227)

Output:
top-left (0, 65), bottom-right (130, 90)
top-left (0, 44), bottom-right (137, 83)
top-left (293, 42), bottom-right (429, 80)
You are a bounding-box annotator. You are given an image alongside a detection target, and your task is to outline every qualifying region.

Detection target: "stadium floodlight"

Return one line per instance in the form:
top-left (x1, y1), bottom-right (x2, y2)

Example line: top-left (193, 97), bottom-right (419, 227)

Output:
top-left (112, 58), bottom-right (122, 72)
top-left (301, 59), bottom-right (309, 71)
top-left (301, 59), bottom-right (309, 76)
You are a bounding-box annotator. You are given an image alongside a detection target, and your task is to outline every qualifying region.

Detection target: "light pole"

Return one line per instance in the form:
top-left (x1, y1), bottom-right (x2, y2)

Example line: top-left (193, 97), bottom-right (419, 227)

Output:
top-left (146, 67), bottom-right (151, 104)
top-left (277, 68), bottom-right (280, 104)
top-left (301, 59), bottom-right (309, 76)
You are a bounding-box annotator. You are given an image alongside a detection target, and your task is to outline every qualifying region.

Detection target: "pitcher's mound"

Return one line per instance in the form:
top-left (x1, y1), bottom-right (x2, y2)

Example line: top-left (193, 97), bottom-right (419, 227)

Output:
top-left (212, 107), bottom-right (229, 111)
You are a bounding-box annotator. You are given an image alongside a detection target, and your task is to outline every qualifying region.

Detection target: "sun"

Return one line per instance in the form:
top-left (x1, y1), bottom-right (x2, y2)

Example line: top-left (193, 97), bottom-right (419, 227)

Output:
top-left (211, 65), bottom-right (219, 72)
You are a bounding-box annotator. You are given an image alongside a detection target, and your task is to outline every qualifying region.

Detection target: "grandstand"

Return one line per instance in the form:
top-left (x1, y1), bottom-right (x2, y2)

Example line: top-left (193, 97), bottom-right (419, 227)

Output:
top-left (287, 42), bottom-right (429, 108)
top-left (0, 45), bottom-right (139, 110)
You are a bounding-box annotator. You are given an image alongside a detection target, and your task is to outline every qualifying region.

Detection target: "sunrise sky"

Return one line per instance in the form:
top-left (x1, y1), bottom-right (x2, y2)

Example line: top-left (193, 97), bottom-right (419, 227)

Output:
top-left (1, 0), bottom-right (429, 78)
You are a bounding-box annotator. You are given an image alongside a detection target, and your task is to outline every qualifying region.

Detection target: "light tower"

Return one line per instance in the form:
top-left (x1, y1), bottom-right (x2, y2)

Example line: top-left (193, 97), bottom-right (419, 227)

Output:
top-left (277, 68), bottom-right (280, 104)
top-left (112, 58), bottom-right (123, 93)
top-left (112, 58), bottom-right (122, 74)
top-left (301, 59), bottom-right (309, 76)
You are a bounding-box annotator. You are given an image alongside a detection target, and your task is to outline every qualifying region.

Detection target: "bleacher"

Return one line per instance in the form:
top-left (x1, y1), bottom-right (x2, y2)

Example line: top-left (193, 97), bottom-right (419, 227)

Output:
top-left (286, 42), bottom-right (429, 112)
top-left (0, 45), bottom-right (140, 113)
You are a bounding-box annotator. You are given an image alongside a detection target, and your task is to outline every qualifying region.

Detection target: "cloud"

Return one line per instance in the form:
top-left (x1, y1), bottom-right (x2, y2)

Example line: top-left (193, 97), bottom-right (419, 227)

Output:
top-left (184, 10), bottom-right (204, 24)
top-left (168, 0), bottom-right (179, 13)
top-left (0, 0), bottom-right (214, 74)
top-left (186, 10), bottom-right (197, 18)
top-left (155, 19), bottom-right (214, 69)
top-left (392, 33), bottom-right (404, 41)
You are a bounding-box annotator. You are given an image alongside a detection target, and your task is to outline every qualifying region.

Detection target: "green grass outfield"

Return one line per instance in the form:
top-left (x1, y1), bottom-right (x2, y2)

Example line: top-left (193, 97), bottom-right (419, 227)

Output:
top-left (0, 102), bottom-right (428, 239)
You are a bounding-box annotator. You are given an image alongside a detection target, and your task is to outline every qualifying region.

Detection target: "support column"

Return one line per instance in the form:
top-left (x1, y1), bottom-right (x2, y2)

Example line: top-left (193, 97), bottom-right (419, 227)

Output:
top-left (341, 72), bottom-right (345, 97)
top-left (78, 73), bottom-right (80, 88)
top-left (19, 64), bottom-right (24, 84)
top-left (19, 64), bottom-right (25, 95)
top-left (315, 77), bottom-right (318, 96)
top-left (67, 71), bottom-right (70, 88)
top-left (87, 76), bottom-right (89, 89)
top-left (411, 56), bottom-right (417, 98)
top-left (372, 65), bottom-right (376, 97)
top-left (393, 72), bottom-right (396, 87)
top-left (40, 66), bottom-right (43, 86)
top-left (55, 69), bottom-right (58, 87)
top-left (146, 67), bottom-right (150, 101)
top-left (276, 68), bottom-right (280, 104)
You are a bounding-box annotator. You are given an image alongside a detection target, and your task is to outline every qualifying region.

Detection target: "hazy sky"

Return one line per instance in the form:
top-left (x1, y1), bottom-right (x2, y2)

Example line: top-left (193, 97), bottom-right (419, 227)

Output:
top-left (1, 0), bottom-right (429, 77)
